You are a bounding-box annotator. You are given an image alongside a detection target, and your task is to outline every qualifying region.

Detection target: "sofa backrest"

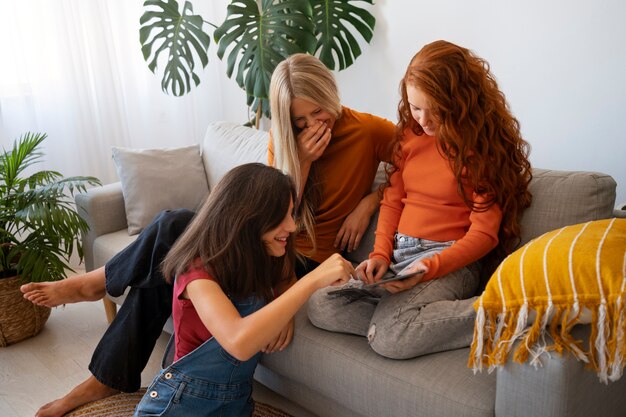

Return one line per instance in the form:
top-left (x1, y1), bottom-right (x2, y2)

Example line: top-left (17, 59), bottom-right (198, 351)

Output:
top-left (202, 122), bottom-right (269, 190)
top-left (519, 169), bottom-right (617, 247)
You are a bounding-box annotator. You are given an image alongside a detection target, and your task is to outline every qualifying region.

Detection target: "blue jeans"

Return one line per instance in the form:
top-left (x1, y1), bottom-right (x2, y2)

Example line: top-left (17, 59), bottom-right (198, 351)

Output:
top-left (89, 209), bottom-right (195, 392)
top-left (133, 296), bottom-right (267, 417)
top-left (308, 233), bottom-right (480, 359)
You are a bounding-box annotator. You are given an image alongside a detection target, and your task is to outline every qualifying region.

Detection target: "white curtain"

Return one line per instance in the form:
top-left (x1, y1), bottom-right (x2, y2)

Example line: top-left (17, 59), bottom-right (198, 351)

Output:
top-left (0, 0), bottom-right (247, 184)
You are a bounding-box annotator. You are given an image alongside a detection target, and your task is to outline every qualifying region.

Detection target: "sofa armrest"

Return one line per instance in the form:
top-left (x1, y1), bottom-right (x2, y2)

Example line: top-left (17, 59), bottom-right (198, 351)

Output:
top-left (75, 182), bottom-right (128, 271)
top-left (494, 325), bottom-right (626, 417)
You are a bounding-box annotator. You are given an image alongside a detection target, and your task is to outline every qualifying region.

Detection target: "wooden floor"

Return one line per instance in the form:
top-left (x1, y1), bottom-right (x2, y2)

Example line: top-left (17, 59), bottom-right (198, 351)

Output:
top-left (0, 298), bottom-right (169, 417)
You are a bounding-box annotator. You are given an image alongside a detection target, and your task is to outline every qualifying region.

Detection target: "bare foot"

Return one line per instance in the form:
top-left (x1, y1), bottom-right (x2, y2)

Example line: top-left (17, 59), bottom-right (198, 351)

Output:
top-left (35, 375), bottom-right (119, 417)
top-left (21, 267), bottom-right (106, 308)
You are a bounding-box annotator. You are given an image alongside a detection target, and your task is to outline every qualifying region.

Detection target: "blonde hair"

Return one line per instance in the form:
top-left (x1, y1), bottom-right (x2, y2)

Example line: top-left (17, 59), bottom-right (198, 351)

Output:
top-left (269, 53), bottom-right (342, 251)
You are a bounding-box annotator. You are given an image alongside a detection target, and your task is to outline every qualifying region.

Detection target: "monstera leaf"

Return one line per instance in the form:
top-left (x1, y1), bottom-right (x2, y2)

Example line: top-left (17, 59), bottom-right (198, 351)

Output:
top-left (140, 0), bottom-right (211, 96)
top-left (311, 0), bottom-right (376, 70)
top-left (214, 0), bottom-right (317, 117)
top-left (139, 0), bottom-right (377, 124)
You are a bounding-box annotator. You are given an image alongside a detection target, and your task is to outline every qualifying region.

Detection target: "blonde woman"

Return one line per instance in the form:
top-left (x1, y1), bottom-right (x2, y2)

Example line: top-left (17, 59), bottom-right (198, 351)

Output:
top-left (269, 53), bottom-right (396, 276)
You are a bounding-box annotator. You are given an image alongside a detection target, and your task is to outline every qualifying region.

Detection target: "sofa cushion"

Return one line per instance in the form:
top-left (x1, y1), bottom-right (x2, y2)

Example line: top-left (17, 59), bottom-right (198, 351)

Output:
top-left (93, 229), bottom-right (138, 304)
top-left (202, 122), bottom-right (269, 189)
top-left (112, 145), bottom-right (209, 235)
top-left (259, 308), bottom-right (496, 417)
top-left (519, 169), bottom-right (617, 246)
top-left (93, 229), bottom-right (138, 270)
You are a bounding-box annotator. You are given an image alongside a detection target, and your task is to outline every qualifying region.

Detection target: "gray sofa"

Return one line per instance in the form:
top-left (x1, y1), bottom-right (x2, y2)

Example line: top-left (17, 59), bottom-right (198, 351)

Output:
top-left (75, 122), bottom-right (626, 417)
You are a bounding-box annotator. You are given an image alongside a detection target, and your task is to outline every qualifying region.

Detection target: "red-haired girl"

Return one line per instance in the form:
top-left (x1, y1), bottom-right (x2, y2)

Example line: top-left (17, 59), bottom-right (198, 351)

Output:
top-left (308, 40), bottom-right (532, 359)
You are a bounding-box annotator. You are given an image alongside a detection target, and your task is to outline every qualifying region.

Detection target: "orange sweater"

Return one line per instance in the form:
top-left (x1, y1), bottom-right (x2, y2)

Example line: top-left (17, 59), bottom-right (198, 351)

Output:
top-left (371, 131), bottom-right (502, 281)
top-left (269, 107), bottom-right (395, 262)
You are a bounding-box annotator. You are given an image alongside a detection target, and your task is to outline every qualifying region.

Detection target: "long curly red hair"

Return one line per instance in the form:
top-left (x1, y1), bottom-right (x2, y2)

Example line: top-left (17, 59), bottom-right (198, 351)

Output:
top-left (394, 40), bottom-right (532, 257)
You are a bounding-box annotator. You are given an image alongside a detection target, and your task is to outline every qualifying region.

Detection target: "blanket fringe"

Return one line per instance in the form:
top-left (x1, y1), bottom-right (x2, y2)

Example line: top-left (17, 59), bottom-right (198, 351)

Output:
top-left (469, 301), bottom-right (485, 373)
top-left (469, 299), bottom-right (626, 383)
top-left (609, 294), bottom-right (625, 381)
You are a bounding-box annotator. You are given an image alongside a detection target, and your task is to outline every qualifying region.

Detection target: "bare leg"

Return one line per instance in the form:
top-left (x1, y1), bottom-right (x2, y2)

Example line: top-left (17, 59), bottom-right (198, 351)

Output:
top-left (20, 267), bottom-right (106, 308)
top-left (35, 375), bottom-right (119, 417)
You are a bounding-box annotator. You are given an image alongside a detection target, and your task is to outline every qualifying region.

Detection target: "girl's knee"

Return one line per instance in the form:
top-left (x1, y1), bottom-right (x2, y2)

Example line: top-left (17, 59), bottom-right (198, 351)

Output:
top-left (369, 330), bottom-right (431, 359)
top-left (366, 322), bottom-right (411, 359)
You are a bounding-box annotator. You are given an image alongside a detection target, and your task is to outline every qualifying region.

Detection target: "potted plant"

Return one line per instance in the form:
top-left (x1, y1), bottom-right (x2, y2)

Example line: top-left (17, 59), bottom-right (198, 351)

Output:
top-left (139, 0), bottom-right (376, 126)
top-left (0, 132), bottom-right (100, 346)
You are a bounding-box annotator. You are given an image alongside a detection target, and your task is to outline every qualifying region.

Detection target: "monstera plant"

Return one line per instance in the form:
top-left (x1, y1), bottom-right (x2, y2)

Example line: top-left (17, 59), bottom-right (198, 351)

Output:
top-left (139, 0), bottom-right (376, 125)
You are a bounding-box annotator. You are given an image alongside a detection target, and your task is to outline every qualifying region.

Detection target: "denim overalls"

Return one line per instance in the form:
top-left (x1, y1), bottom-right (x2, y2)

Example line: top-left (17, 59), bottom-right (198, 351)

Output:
top-left (133, 295), bottom-right (267, 417)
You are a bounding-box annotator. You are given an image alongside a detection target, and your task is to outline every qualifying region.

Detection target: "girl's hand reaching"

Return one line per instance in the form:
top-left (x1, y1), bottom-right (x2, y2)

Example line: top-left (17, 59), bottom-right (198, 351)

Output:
top-left (355, 258), bottom-right (388, 285)
top-left (306, 253), bottom-right (355, 289)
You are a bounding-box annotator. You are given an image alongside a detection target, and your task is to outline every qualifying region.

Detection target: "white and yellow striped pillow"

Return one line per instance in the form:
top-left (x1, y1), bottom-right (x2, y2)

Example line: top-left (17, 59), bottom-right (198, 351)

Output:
top-left (469, 218), bottom-right (626, 383)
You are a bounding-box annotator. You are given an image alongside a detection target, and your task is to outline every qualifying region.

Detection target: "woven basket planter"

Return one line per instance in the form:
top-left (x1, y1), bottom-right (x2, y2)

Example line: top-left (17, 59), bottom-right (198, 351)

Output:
top-left (0, 275), bottom-right (51, 347)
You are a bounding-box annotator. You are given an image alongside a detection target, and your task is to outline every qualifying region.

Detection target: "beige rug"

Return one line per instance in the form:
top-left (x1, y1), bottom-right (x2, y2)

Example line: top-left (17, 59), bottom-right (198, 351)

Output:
top-left (64, 389), bottom-right (295, 417)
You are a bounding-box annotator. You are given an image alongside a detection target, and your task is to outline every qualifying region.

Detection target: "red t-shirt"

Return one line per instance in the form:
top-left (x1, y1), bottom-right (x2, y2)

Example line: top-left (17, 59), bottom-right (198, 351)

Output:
top-left (172, 265), bottom-right (215, 361)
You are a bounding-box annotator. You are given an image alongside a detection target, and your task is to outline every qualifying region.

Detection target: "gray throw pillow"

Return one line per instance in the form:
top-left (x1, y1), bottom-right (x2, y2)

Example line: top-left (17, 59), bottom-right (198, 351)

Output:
top-left (112, 145), bottom-right (209, 235)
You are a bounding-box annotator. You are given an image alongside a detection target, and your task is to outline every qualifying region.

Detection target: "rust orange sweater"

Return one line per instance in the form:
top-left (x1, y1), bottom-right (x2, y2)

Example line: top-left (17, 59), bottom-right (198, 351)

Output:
top-left (371, 131), bottom-right (502, 281)
top-left (269, 107), bottom-right (395, 262)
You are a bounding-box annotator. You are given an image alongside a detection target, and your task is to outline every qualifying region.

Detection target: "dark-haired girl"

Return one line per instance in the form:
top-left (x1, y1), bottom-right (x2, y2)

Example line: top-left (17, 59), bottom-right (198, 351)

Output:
top-left (133, 163), bottom-right (353, 417)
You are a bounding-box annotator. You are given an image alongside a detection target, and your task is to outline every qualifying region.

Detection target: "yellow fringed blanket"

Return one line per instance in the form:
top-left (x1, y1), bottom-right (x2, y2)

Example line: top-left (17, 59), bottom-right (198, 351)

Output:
top-left (469, 218), bottom-right (626, 383)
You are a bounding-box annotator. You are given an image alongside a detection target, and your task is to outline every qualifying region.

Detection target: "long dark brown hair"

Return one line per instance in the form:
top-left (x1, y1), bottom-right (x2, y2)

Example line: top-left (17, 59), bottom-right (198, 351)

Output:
top-left (161, 163), bottom-right (297, 301)
top-left (395, 40), bottom-right (533, 257)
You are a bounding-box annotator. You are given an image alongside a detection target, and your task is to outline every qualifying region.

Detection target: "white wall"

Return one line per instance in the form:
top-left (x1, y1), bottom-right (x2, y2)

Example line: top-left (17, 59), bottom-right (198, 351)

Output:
top-left (4, 1), bottom-right (622, 205)
top-left (333, 0), bottom-right (626, 206)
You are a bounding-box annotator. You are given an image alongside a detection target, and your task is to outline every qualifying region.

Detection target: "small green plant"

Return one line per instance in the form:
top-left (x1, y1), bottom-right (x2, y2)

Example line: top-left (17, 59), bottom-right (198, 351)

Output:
top-left (139, 0), bottom-right (376, 124)
top-left (0, 133), bottom-right (101, 282)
